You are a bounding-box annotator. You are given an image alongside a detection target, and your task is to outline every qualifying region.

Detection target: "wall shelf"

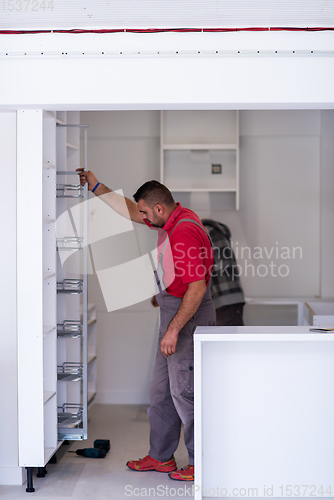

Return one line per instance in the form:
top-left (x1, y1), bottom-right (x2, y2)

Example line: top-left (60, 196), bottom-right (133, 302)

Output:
top-left (162, 143), bottom-right (238, 150)
top-left (160, 111), bottom-right (240, 210)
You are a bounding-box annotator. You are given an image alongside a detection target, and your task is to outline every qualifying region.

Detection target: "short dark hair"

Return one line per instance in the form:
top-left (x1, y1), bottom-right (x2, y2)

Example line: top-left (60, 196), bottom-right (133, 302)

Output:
top-left (133, 180), bottom-right (175, 207)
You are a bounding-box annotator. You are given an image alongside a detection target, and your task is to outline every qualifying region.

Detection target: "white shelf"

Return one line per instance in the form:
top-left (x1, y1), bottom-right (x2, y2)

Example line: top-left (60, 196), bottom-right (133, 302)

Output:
top-left (43, 391), bottom-right (56, 404)
top-left (163, 143), bottom-right (238, 150)
top-left (43, 163), bottom-right (56, 169)
top-left (160, 111), bottom-right (240, 210)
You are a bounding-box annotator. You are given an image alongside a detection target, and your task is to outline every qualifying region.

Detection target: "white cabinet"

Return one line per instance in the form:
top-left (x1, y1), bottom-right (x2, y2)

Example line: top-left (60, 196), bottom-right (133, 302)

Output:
top-left (194, 327), bottom-right (334, 499)
top-left (160, 111), bottom-right (239, 209)
top-left (17, 110), bottom-right (58, 470)
top-left (16, 110), bottom-right (95, 491)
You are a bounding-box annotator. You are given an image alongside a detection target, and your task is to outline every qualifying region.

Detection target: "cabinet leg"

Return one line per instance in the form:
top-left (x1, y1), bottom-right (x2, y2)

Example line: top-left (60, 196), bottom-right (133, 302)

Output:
top-left (25, 467), bottom-right (35, 493)
top-left (37, 466), bottom-right (47, 478)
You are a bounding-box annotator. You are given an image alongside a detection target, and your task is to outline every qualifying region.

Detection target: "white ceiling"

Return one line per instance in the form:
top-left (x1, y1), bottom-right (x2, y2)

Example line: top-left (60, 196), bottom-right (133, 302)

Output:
top-left (1, 0), bottom-right (334, 31)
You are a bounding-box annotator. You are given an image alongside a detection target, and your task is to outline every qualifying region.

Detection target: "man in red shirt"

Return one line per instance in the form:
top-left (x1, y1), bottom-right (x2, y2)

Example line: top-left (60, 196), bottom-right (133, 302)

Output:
top-left (77, 170), bottom-right (215, 481)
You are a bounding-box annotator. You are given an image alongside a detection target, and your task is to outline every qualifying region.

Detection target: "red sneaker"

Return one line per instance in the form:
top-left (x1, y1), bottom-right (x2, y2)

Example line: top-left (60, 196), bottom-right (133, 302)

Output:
top-left (126, 454), bottom-right (177, 473)
top-left (169, 464), bottom-right (194, 481)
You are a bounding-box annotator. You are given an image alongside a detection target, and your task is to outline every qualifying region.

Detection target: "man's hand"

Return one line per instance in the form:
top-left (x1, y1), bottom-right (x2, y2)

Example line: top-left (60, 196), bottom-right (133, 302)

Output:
top-left (76, 168), bottom-right (98, 191)
top-left (76, 168), bottom-right (144, 224)
top-left (159, 280), bottom-right (207, 358)
top-left (160, 328), bottom-right (178, 358)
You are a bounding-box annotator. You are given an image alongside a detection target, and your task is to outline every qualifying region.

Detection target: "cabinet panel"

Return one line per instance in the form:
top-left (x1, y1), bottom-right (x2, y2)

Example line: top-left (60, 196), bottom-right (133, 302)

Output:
top-left (163, 110), bottom-right (237, 145)
top-left (17, 110), bottom-right (57, 467)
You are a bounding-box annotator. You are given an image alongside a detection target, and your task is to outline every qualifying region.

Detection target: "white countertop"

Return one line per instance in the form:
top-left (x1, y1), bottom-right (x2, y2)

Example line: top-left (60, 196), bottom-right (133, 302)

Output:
top-left (194, 325), bottom-right (334, 341)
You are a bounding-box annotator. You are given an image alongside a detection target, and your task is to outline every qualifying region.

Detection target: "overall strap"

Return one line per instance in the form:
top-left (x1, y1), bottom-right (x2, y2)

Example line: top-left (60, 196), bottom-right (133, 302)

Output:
top-left (159, 218), bottom-right (212, 265)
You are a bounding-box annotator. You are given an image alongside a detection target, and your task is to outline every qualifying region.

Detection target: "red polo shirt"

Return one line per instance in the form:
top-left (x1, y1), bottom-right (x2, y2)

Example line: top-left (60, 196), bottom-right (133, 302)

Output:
top-left (144, 203), bottom-right (214, 298)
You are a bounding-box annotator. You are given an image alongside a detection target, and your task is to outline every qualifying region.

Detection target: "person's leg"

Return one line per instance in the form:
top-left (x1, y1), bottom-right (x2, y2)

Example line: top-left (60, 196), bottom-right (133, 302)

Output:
top-left (147, 292), bottom-right (184, 462)
top-left (168, 300), bottom-right (216, 466)
top-left (167, 319), bottom-right (196, 465)
top-left (215, 302), bottom-right (244, 326)
top-left (148, 345), bottom-right (182, 462)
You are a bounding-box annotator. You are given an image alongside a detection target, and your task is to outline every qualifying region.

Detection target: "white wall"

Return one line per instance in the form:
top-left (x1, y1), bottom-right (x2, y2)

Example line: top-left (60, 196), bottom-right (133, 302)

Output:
top-left (82, 109), bottom-right (334, 404)
top-left (82, 111), bottom-right (161, 404)
top-left (194, 110), bottom-right (321, 297)
top-left (320, 111), bottom-right (334, 297)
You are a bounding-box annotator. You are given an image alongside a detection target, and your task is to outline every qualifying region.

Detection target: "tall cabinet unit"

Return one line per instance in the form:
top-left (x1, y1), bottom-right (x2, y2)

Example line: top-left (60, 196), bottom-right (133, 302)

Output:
top-left (160, 111), bottom-right (240, 210)
top-left (56, 111), bottom-right (89, 440)
top-left (17, 110), bottom-right (92, 491)
top-left (17, 110), bottom-right (58, 482)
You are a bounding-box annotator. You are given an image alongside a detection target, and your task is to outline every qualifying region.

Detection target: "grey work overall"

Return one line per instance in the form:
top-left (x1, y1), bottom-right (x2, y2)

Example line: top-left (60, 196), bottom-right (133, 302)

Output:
top-left (148, 220), bottom-right (216, 465)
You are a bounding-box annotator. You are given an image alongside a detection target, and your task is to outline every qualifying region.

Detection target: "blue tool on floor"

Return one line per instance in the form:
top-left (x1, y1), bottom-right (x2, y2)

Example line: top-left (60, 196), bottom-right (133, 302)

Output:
top-left (68, 439), bottom-right (110, 458)
top-left (94, 439), bottom-right (110, 453)
top-left (68, 448), bottom-right (107, 458)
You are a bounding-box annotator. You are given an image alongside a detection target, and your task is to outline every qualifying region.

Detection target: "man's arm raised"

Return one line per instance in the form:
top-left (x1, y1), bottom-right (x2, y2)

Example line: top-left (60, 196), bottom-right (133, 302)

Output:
top-left (76, 168), bottom-right (144, 225)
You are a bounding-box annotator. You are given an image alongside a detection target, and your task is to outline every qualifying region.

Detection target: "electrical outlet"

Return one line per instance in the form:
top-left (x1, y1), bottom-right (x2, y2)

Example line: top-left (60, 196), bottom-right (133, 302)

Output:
top-left (211, 164), bottom-right (222, 174)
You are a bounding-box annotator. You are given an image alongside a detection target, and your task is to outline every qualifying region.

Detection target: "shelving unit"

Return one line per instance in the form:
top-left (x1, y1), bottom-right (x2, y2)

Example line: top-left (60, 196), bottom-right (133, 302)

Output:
top-left (160, 110), bottom-right (240, 210)
top-left (17, 110), bottom-right (94, 492)
top-left (56, 111), bottom-right (89, 442)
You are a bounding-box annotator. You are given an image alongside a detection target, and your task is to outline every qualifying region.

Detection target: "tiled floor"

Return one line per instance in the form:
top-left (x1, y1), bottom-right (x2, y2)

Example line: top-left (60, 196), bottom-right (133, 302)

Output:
top-left (0, 405), bottom-right (190, 500)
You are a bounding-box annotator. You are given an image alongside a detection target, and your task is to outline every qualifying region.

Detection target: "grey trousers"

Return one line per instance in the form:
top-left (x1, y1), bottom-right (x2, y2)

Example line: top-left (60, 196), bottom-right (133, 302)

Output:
top-left (148, 283), bottom-right (216, 465)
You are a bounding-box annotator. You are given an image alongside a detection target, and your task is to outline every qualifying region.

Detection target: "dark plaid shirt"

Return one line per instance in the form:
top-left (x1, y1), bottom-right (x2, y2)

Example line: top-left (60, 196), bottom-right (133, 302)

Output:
top-left (201, 219), bottom-right (245, 309)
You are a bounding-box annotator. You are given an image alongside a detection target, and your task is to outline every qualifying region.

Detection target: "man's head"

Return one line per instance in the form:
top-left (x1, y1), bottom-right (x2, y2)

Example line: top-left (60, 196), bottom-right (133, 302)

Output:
top-left (133, 180), bottom-right (176, 227)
